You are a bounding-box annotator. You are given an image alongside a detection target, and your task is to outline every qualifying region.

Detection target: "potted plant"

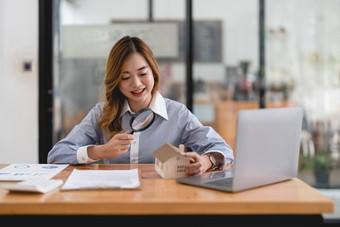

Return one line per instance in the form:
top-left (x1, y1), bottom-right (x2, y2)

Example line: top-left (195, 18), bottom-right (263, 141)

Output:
top-left (313, 148), bottom-right (335, 186)
top-left (300, 147), bottom-right (337, 187)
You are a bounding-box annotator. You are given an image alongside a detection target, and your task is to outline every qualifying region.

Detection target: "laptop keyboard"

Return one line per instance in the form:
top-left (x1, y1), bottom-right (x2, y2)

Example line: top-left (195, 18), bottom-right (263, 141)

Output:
top-left (204, 177), bottom-right (233, 188)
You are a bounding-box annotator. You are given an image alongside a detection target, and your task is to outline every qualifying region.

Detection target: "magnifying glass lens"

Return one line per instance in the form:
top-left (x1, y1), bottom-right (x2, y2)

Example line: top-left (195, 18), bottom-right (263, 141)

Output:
top-left (130, 108), bottom-right (155, 133)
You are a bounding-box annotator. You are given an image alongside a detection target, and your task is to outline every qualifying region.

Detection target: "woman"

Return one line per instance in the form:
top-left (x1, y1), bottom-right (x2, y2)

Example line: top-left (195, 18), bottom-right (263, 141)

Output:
top-left (48, 36), bottom-right (234, 175)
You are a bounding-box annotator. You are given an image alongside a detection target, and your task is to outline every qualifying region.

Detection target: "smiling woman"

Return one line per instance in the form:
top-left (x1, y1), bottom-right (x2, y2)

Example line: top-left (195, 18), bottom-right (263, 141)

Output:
top-left (119, 53), bottom-right (155, 112)
top-left (47, 36), bottom-right (234, 176)
top-left (99, 36), bottom-right (160, 140)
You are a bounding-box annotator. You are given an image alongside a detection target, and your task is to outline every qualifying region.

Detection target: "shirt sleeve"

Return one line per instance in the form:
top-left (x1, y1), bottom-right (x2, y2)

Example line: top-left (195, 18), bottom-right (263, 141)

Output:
top-left (177, 104), bottom-right (234, 165)
top-left (205, 150), bottom-right (233, 165)
top-left (77, 145), bottom-right (99, 164)
top-left (47, 103), bottom-right (103, 164)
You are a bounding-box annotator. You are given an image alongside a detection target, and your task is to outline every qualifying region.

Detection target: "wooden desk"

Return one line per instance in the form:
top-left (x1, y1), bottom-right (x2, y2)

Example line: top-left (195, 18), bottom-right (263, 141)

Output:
top-left (0, 164), bottom-right (334, 225)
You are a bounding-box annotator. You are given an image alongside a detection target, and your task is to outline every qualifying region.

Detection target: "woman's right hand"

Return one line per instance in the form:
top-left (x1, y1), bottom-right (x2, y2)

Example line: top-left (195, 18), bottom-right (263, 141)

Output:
top-left (87, 131), bottom-right (134, 160)
top-left (105, 131), bottom-right (135, 157)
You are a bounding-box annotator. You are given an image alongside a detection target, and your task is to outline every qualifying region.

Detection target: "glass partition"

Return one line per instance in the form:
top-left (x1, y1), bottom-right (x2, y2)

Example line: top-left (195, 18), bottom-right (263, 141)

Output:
top-left (193, 0), bottom-right (260, 152)
top-left (53, 0), bottom-right (340, 189)
top-left (266, 0), bottom-right (340, 188)
top-left (192, 0), bottom-right (340, 189)
top-left (53, 0), bottom-right (186, 142)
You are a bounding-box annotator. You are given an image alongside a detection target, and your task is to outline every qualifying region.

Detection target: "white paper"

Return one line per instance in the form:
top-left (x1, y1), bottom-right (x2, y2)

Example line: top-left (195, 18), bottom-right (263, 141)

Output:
top-left (0, 164), bottom-right (69, 181)
top-left (61, 168), bottom-right (140, 190)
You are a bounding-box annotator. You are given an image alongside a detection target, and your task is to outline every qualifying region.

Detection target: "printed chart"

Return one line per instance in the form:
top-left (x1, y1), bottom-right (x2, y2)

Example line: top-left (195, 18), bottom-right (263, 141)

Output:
top-left (0, 164), bottom-right (68, 181)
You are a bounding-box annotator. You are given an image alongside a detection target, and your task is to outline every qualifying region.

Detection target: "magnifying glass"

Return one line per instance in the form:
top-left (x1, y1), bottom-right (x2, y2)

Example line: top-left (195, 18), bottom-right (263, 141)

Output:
top-left (129, 108), bottom-right (155, 134)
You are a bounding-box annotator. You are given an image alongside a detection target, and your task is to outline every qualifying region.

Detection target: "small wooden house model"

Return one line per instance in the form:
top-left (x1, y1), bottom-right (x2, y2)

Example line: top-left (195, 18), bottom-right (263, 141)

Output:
top-left (152, 143), bottom-right (191, 179)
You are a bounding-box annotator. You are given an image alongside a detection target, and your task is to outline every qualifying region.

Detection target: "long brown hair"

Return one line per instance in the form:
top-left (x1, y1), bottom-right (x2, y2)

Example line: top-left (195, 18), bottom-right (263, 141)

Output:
top-left (98, 36), bottom-right (160, 141)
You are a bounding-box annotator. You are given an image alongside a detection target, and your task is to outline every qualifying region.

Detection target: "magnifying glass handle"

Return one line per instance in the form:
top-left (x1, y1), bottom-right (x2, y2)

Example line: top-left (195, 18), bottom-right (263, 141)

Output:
top-left (129, 130), bottom-right (135, 134)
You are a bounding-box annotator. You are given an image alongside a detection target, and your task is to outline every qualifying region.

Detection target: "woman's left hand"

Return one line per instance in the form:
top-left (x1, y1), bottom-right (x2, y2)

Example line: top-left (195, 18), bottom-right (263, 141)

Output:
top-left (184, 152), bottom-right (212, 176)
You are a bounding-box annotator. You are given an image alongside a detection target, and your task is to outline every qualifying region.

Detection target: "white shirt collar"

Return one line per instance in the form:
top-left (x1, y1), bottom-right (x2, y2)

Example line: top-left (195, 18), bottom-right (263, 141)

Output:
top-left (120, 91), bottom-right (168, 120)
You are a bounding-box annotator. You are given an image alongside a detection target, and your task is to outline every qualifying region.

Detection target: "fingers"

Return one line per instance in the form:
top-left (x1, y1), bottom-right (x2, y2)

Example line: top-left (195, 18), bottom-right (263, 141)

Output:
top-left (185, 162), bottom-right (204, 176)
top-left (116, 131), bottom-right (135, 140)
top-left (112, 132), bottom-right (134, 144)
top-left (105, 131), bottom-right (135, 153)
top-left (119, 144), bottom-right (132, 150)
top-left (184, 152), bottom-right (206, 176)
top-left (184, 152), bottom-right (199, 161)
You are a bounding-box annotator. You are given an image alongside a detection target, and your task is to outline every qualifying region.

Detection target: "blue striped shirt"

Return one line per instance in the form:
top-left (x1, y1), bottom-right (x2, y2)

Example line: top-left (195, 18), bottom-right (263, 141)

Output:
top-left (47, 92), bottom-right (234, 165)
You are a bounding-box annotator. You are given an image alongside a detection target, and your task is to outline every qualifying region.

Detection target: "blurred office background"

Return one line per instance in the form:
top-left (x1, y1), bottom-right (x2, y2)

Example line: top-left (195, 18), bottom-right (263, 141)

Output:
top-left (1, 0), bottom-right (340, 219)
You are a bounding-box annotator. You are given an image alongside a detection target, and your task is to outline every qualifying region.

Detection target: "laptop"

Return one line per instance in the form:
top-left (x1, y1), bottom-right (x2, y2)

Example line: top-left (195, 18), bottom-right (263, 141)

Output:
top-left (176, 107), bottom-right (303, 192)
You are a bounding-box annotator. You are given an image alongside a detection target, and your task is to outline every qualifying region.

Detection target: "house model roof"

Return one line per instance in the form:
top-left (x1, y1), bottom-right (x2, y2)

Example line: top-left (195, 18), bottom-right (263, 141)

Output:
top-left (152, 143), bottom-right (186, 163)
